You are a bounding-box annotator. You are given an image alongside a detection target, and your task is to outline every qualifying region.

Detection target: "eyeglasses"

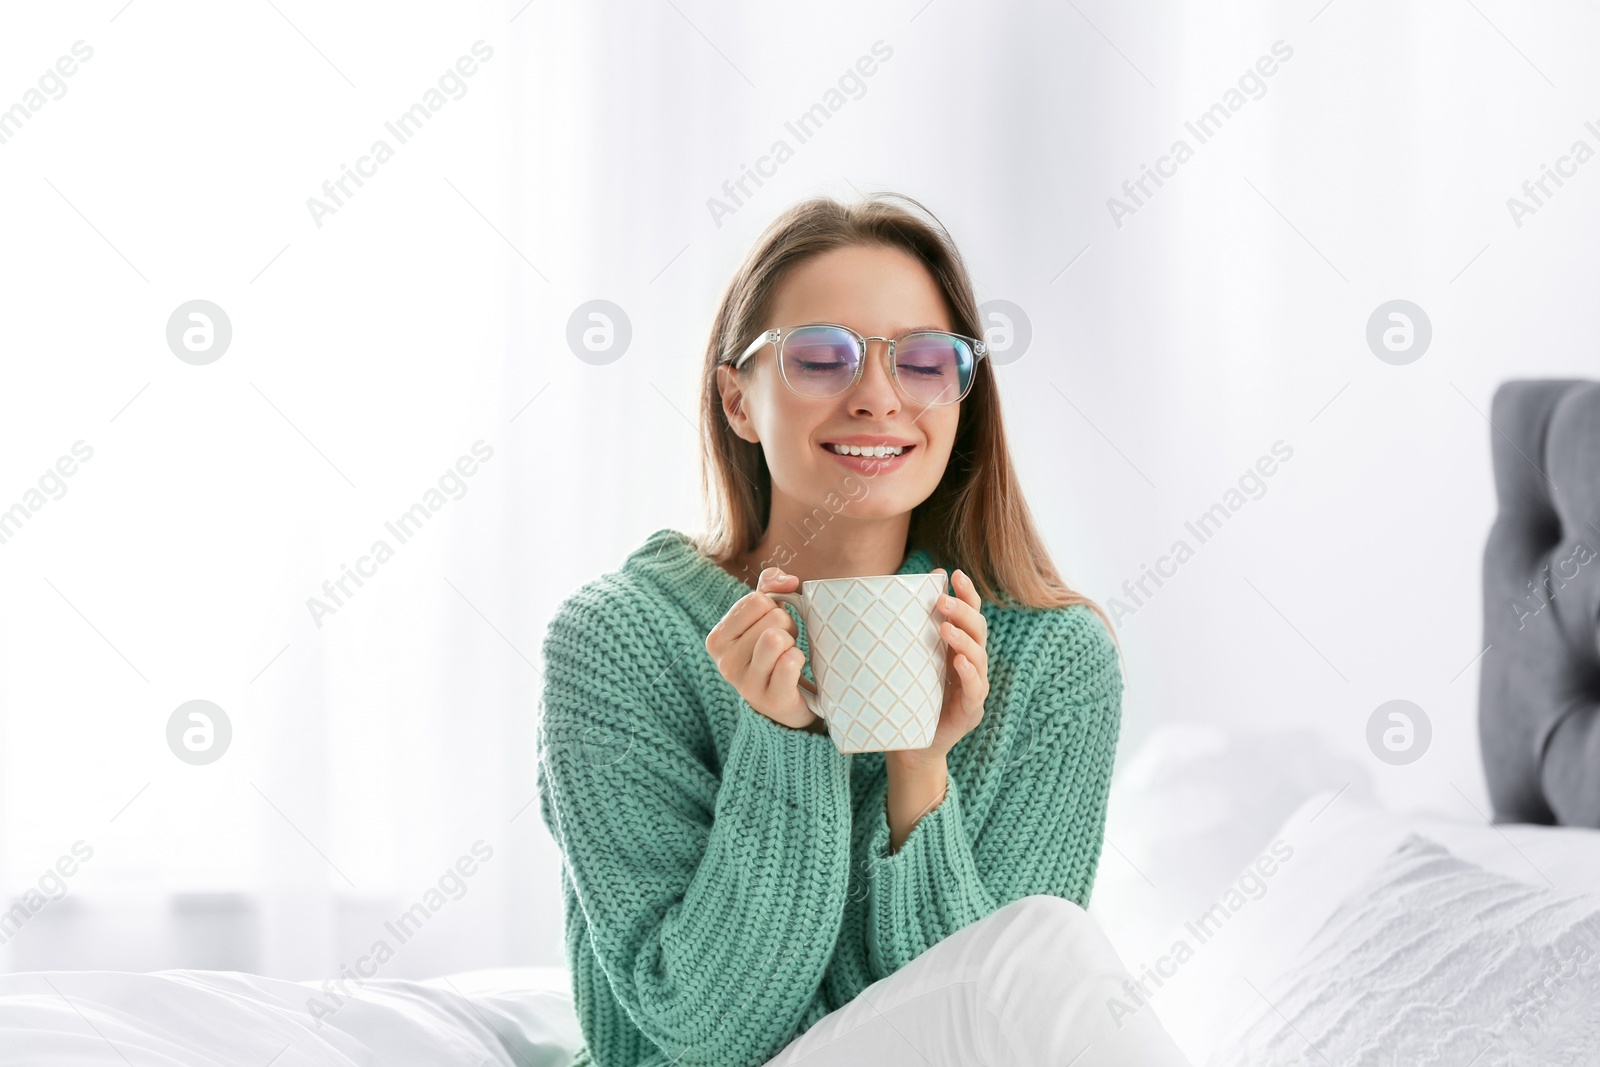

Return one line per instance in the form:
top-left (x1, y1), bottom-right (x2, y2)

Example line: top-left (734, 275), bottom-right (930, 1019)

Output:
top-left (730, 322), bottom-right (988, 407)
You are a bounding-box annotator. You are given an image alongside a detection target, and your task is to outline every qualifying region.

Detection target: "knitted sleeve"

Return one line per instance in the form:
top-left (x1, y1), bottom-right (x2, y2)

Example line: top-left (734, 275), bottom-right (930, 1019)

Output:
top-left (860, 604), bottom-right (1123, 979)
top-left (537, 592), bottom-right (856, 1067)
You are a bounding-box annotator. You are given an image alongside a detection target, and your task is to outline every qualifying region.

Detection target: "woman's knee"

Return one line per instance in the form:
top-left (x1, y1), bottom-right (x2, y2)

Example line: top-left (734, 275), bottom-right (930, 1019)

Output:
top-left (1006, 892), bottom-right (1086, 916)
top-left (978, 894), bottom-right (1126, 976)
top-left (992, 893), bottom-right (1093, 936)
top-left (947, 897), bottom-right (1190, 1065)
top-left (926, 894), bottom-right (1112, 991)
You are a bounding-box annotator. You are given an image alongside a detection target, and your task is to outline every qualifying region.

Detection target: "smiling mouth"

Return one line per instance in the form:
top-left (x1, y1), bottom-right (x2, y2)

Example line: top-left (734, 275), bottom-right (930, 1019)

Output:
top-left (819, 442), bottom-right (916, 472)
top-left (822, 443), bottom-right (914, 458)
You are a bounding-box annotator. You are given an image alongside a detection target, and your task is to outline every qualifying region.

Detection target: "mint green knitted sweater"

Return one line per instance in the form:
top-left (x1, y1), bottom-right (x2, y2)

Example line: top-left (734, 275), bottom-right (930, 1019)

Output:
top-left (535, 528), bottom-right (1122, 1067)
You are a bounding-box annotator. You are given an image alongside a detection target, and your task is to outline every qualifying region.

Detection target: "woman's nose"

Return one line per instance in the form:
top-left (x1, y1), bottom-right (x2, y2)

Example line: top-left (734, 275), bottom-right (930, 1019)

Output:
top-left (850, 339), bottom-right (901, 413)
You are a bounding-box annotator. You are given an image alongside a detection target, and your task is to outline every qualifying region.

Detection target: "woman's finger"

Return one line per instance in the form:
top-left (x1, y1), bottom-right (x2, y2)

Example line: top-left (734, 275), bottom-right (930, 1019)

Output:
top-left (711, 578), bottom-right (798, 658)
top-left (710, 566), bottom-right (795, 645)
top-left (756, 566), bottom-right (797, 594)
top-left (942, 569), bottom-right (987, 639)
top-left (760, 643), bottom-right (806, 706)
top-left (732, 604), bottom-right (796, 675)
top-left (940, 593), bottom-right (987, 649)
top-left (953, 654), bottom-right (989, 716)
top-left (940, 616), bottom-right (988, 676)
top-left (956, 652), bottom-right (987, 690)
top-left (708, 589), bottom-right (778, 651)
top-left (747, 623), bottom-right (792, 687)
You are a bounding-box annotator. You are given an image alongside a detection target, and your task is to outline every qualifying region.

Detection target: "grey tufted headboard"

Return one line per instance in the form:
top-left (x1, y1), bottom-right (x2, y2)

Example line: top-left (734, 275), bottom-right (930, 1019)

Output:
top-left (1479, 379), bottom-right (1600, 827)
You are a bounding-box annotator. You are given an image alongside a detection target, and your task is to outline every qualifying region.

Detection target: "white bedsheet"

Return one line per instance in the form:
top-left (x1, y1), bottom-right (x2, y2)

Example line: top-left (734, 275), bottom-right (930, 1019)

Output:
top-left (1100, 785), bottom-right (1600, 1064)
top-left (1203, 832), bottom-right (1600, 1065)
top-left (1085, 723), bottom-right (1600, 1062)
top-left (0, 966), bottom-right (582, 1067)
top-left (8, 727), bottom-right (1600, 1066)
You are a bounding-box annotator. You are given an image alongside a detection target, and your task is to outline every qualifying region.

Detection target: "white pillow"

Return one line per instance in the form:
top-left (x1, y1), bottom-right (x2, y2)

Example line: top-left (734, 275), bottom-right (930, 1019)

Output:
top-left (1204, 833), bottom-right (1600, 1065)
top-left (1106, 784), bottom-right (1600, 1063)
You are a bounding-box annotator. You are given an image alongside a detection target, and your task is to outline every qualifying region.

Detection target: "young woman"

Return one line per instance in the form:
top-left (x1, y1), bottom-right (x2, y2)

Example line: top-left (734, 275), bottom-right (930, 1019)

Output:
top-left (536, 193), bottom-right (1190, 1066)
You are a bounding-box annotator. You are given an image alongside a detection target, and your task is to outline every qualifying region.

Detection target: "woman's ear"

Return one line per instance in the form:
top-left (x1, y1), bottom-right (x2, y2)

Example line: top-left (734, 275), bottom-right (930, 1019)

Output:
top-left (717, 364), bottom-right (759, 444)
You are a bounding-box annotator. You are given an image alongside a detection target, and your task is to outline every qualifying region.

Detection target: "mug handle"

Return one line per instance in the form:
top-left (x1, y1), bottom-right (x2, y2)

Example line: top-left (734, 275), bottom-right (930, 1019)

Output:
top-left (768, 591), bottom-right (825, 723)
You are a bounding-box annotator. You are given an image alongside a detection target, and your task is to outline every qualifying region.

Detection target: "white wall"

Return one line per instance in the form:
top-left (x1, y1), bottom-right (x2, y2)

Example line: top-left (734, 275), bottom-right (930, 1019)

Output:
top-left (1, 0), bottom-right (1595, 976)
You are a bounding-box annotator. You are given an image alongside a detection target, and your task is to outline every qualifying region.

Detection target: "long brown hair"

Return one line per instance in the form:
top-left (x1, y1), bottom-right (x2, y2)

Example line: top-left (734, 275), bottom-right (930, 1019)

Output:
top-left (692, 191), bottom-right (1107, 627)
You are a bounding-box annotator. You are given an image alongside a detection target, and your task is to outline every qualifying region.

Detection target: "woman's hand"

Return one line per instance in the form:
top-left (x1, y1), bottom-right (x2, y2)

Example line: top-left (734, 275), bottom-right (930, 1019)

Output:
top-left (887, 567), bottom-right (990, 775)
top-left (705, 566), bottom-right (824, 733)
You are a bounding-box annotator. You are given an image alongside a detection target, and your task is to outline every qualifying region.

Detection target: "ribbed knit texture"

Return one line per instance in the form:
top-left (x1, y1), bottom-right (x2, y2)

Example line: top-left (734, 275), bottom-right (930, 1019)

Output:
top-left (535, 528), bottom-right (1122, 1067)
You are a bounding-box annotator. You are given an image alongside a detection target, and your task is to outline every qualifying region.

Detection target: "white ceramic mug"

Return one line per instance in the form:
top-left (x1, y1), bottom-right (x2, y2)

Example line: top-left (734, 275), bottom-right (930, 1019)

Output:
top-left (770, 571), bottom-right (948, 753)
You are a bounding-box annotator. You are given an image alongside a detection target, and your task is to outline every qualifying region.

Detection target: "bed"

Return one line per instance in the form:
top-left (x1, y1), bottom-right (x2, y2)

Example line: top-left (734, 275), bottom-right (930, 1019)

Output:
top-left (1089, 741), bottom-right (1600, 1065)
top-left (1479, 378), bottom-right (1600, 828)
top-left (0, 964), bottom-right (582, 1066)
top-left (4, 378), bottom-right (1597, 1065)
top-left (8, 787), bottom-right (1596, 1066)
top-left (1090, 377), bottom-right (1600, 1064)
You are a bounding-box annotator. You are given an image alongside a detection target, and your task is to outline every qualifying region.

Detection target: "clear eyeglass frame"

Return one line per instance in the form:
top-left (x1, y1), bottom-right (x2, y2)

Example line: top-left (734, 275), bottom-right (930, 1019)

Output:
top-left (730, 322), bottom-right (989, 407)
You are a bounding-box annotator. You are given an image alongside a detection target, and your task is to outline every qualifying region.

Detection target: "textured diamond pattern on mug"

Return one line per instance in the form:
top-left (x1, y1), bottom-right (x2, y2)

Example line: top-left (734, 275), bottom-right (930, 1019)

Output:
top-left (810, 577), bottom-right (942, 751)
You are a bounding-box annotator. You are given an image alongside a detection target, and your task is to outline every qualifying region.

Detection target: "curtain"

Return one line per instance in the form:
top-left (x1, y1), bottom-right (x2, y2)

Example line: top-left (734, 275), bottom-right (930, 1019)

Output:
top-left (2, 0), bottom-right (1593, 978)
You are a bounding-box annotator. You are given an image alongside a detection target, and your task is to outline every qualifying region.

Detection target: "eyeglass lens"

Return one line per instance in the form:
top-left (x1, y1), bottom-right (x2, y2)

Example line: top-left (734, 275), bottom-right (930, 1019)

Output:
top-left (780, 325), bottom-right (974, 405)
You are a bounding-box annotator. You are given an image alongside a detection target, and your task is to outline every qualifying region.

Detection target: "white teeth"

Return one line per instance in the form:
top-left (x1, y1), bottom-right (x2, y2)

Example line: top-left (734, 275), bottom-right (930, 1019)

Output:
top-left (828, 443), bottom-right (905, 457)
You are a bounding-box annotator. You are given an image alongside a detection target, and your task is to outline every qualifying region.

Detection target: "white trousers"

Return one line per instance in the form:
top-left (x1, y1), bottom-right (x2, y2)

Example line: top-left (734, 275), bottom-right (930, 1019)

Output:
top-left (764, 895), bottom-right (1193, 1067)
